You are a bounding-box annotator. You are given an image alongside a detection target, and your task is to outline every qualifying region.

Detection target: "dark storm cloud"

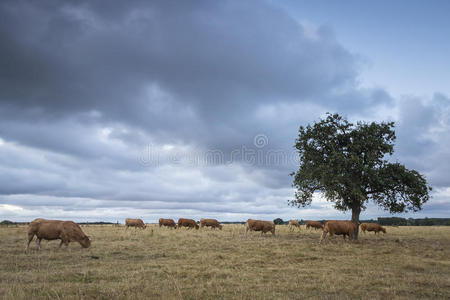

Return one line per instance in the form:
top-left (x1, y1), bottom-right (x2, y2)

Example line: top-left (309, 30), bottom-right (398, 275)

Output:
top-left (0, 0), bottom-right (367, 147)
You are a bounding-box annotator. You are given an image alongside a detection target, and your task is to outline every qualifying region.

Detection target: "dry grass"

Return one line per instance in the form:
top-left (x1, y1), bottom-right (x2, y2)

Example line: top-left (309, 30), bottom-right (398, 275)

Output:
top-left (1, 225), bottom-right (449, 299)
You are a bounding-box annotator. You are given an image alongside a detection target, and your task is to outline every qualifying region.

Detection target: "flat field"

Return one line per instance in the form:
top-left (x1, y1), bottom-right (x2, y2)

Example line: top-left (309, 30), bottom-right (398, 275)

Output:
top-left (1, 224), bottom-right (449, 299)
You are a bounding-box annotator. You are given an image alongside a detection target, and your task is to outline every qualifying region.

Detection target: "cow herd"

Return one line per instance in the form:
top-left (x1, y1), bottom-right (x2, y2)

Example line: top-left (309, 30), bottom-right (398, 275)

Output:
top-left (24, 217), bottom-right (387, 250)
top-left (157, 218), bottom-right (222, 229)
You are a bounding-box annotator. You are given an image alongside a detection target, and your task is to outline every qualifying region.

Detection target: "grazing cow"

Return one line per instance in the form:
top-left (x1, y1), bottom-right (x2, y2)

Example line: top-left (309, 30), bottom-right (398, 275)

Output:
top-left (360, 223), bottom-right (386, 234)
top-left (177, 218), bottom-right (199, 230)
top-left (245, 219), bottom-right (275, 236)
top-left (288, 220), bottom-right (301, 231)
top-left (199, 218), bottom-right (223, 230)
top-left (319, 220), bottom-right (358, 243)
top-left (306, 220), bottom-right (324, 230)
top-left (159, 218), bottom-right (176, 229)
top-left (26, 218), bottom-right (91, 250)
top-left (125, 218), bottom-right (146, 229)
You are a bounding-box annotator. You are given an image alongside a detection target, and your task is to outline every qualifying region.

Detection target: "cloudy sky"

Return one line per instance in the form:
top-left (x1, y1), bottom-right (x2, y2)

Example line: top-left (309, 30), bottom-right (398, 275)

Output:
top-left (1, 0), bottom-right (449, 222)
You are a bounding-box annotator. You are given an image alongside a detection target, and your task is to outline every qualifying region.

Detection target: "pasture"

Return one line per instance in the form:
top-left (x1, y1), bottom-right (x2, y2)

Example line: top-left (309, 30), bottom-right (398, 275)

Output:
top-left (1, 225), bottom-right (449, 299)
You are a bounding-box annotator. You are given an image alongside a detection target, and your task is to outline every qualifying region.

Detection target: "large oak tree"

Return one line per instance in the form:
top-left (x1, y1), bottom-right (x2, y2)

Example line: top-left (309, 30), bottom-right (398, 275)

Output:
top-left (290, 113), bottom-right (431, 239)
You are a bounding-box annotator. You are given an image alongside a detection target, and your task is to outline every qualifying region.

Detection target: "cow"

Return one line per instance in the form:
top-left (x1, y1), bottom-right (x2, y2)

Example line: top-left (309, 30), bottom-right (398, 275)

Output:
top-left (360, 222), bottom-right (386, 234)
top-left (200, 218), bottom-right (223, 230)
top-left (245, 219), bottom-right (275, 236)
top-left (125, 218), bottom-right (146, 229)
top-left (159, 218), bottom-right (176, 229)
top-left (306, 220), bottom-right (324, 230)
top-left (319, 220), bottom-right (358, 243)
top-left (288, 220), bottom-right (301, 231)
top-left (177, 218), bottom-right (199, 230)
top-left (26, 218), bottom-right (91, 250)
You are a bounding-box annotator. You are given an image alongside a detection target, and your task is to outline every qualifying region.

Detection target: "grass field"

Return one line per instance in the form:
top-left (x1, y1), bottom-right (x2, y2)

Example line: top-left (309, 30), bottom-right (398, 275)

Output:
top-left (1, 224), bottom-right (449, 299)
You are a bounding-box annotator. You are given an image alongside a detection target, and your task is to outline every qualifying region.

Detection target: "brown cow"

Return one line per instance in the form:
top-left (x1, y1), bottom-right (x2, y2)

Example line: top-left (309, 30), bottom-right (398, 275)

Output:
top-left (159, 218), bottom-right (176, 228)
top-left (177, 218), bottom-right (199, 230)
top-left (200, 218), bottom-right (223, 230)
top-left (306, 220), bottom-right (324, 230)
top-left (26, 218), bottom-right (91, 250)
top-left (245, 219), bottom-right (275, 236)
top-left (360, 223), bottom-right (386, 234)
top-left (319, 220), bottom-right (358, 243)
top-left (125, 218), bottom-right (146, 229)
top-left (288, 220), bottom-right (301, 231)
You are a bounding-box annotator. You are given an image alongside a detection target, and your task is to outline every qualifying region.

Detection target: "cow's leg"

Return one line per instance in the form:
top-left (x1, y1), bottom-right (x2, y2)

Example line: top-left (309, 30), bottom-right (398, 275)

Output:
top-left (319, 230), bottom-right (327, 243)
top-left (26, 233), bottom-right (34, 250)
top-left (36, 238), bottom-right (42, 250)
top-left (59, 240), bottom-right (64, 248)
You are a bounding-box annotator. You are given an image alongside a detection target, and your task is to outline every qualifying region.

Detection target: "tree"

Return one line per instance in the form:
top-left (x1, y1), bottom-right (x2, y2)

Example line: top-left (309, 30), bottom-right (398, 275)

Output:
top-left (273, 218), bottom-right (284, 225)
top-left (423, 217), bottom-right (434, 226)
top-left (290, 113), bottom-right (431, 239)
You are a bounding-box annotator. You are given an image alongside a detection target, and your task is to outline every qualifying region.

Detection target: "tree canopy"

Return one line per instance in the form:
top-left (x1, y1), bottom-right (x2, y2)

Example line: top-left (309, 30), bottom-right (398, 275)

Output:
top-left (290, 113), bottom-right (431, 238)
top-left (273, 218), bottom-right (285, 225)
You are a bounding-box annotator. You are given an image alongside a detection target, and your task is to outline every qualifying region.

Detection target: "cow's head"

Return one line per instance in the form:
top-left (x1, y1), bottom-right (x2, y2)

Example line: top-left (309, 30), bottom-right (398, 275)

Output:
top-left (381, 227), bottom-right (387, 234)
top-left (80, 235), bottom-right (91, 248)
top-left (219, 224), bottom-right (223, 230)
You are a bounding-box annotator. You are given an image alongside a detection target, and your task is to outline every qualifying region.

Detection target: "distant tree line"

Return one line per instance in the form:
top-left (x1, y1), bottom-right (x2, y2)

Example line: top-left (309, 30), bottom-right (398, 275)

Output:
top-left (271, 217), bottom-right (450, 226)
top-left (0, 220), bottom-right (116, 226)
top-left (377, 217), bottom-right (450, 226)
top-left (2, 218), bottom-right (450, 226)
top-left (78, 221), bottom-right (115, 225)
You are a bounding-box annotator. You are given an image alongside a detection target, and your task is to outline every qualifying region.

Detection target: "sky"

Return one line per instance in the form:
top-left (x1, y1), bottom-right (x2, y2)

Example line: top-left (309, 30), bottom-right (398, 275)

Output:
top-left (1, 0), bottom-right (449, 223)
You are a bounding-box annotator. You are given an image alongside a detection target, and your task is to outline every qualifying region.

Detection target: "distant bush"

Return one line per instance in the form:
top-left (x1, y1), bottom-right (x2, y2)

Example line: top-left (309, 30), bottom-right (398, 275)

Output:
top-left (273, 218), bottom-right (284, 225)
top-left (0, 220), bottom-right (15, 226)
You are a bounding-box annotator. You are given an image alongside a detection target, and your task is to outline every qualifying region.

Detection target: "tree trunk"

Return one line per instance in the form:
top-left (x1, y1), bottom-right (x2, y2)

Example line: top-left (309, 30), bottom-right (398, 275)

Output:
top-left (351, 206), bottom-right (361, 240)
